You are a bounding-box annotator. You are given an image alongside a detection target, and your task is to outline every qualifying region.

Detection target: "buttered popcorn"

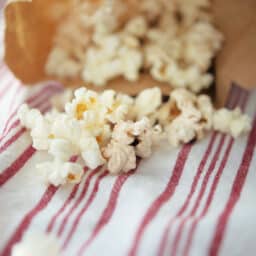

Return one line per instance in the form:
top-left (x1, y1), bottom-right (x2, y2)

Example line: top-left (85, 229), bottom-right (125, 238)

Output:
top-left (46, 0), bottom-right (223, 92)
top-left (18, 86), bottom-right (251, 186)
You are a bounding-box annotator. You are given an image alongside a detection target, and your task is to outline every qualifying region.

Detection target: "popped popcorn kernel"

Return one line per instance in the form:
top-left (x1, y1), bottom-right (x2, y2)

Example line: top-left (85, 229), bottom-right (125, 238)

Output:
top-left (213, 108), bottom-right (252, 138)
top-left (18, 85), bottom-right (251, 183)
top-left (76, 102), bottom-right (88, 120)
top-left (45, 0), bottom-right (223, 93)
top-left (37, 160), bottom-right (83, 186)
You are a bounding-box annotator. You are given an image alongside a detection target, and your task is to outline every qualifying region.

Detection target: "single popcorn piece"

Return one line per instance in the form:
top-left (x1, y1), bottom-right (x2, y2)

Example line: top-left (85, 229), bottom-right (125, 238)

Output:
top-left (30, 119), bottom-right (53, 151)
top-left (18, 104), bottom-right (43, 129)
top-left (18, 104), bottom-right (53, 150)
top-left (166, 117), bottom-right (197, 147)
top-left (104, 117), bottom-right (160, 173)
top-left (50, 115), bottom-right (85, 145)
top-left (80, 136), bottom-right (106, 170)
top-left (49, 138), bottom-right (79, 161)
top-left (213, 108), bottom-right (252, 138)
top-left (160, 88), bottom-right (216, 146)
top-left (37, 159), bottom-right (84, 186)
top-left (134, 87), bottom-right (162, 119)
top-left (12, 231), bottom-right (60, 256)
top-left (103, 140), bottom-right (136, 174)
top-left (65, 87), bottom-right (99, 120)
top-left (100, 90), bottom-right (132, 124)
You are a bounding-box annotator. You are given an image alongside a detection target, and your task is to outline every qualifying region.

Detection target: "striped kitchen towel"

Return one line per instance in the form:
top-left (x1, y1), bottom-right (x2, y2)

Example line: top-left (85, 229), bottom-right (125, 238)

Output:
top-left (0, 64), bottom-right (255, 256)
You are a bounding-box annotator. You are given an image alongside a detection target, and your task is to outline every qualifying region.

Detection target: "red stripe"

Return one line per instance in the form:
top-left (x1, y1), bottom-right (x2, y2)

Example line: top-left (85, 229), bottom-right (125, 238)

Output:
top-left (46, 167), bottom-right (89, 233)
top-left (26, 83), bottom-right (62, 104)
top-left (170, 135), bottom-right (226, 255)
top-left (0, 128), bottom-right (26, 153)
top-left (209, 116), bottom-right (256, 256)
top-left (0, 145), bottom-right (36, 186)
top-left (182, 92), bottom-right (249, 256)
top-left (1, 185), bottom-right (58, 256)
top-left (0, 86), bottom-right (62, 188)
top-left (62, 170), bottom-right (109, 249)
top-left (127, 145), bottom-right (192, 256)
top-left (5, 84), bottom-right (23, 115)
top-left (46, 184), bottom-right (80, 233)
top-left (157, 85), bottom-right (240, 256)
top-left (0, 78), bottom-right (17, 100)
top-left (0, 104), bottom-right (51, 187)
top-left (157, 134), bottom-right (217, 256)
top-left (56, 168), bottom-right (100, 237)
top-left (77, 163), bottom-right (141, 256)
top-left (1, 85), bottom-right (61, 139)
top-left (170, 90), bottom-right (246, 256)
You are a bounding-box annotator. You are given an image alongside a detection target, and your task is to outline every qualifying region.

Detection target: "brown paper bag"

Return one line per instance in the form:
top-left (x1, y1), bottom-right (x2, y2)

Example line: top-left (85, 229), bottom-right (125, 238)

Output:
top-left (3, 0), bottom-right (256, 106)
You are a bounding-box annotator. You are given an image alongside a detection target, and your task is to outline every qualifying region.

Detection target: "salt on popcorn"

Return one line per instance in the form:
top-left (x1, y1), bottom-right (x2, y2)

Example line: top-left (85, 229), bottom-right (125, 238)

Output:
top-left (18, 86), bottom-right (251, 186)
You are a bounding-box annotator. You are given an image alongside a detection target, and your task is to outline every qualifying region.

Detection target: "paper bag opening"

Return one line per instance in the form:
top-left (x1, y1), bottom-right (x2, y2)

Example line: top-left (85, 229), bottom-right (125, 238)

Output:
top-left (4, 0), bottom-right (256, 105)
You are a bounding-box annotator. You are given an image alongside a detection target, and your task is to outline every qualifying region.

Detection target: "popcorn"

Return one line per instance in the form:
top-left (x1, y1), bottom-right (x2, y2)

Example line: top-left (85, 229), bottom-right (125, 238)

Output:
top-left (197, 95), bottom-right (214, 129)
top-left (213, 108), bottom-right (252, 138)
top-left (18, 104), bottom-right (54, 150)
top-left (134, 87), bottom-right (162, 119)
top-left (65, 87), bottom-right (100, 120)
top-left (125, 16), bottom-right (148, 37)
top-left (103, 141), bottom-right (136, 174)
top-left (49, 138), bottom-right (79, 161)
top-left (166, 117), bottom-right (197, 147)
top-left (80, 136), bottom-right (106, 170)
top-left (45, 0), bottom-right (223, 93)
top-left (45, 47), bottom-right (81, 78)
top-left (18, 104), bottom-right (43, 129)
top-left (184, 21), bottom-right (223, 71)
top-left (51, 115), bottom-right (85, 145)
top-left (30, 119), bottom-right (52, 151)
top-left (12, 231), bottom-right (60, 256)
top-left (37, 159), bottom-right (84, 186)
top-left (135, 129), bottom-right (154, 158)
top-left (100, 90), bottom-right (132, 124)
top-left (18, 85), bottom-right (251, 183)
top-left (159, 88), bottom-right (215, 146)
top-left (104, 117), bottom-right (160, 173)
top-left (82, 33), bottom-right (143, 86)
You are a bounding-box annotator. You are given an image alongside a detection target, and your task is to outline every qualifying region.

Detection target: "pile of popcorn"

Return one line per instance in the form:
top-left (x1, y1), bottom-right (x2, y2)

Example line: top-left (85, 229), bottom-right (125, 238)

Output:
top-left (46, 0), bottom-right (223, 92)
top-left (18, 87), bottom-right (251, 187)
